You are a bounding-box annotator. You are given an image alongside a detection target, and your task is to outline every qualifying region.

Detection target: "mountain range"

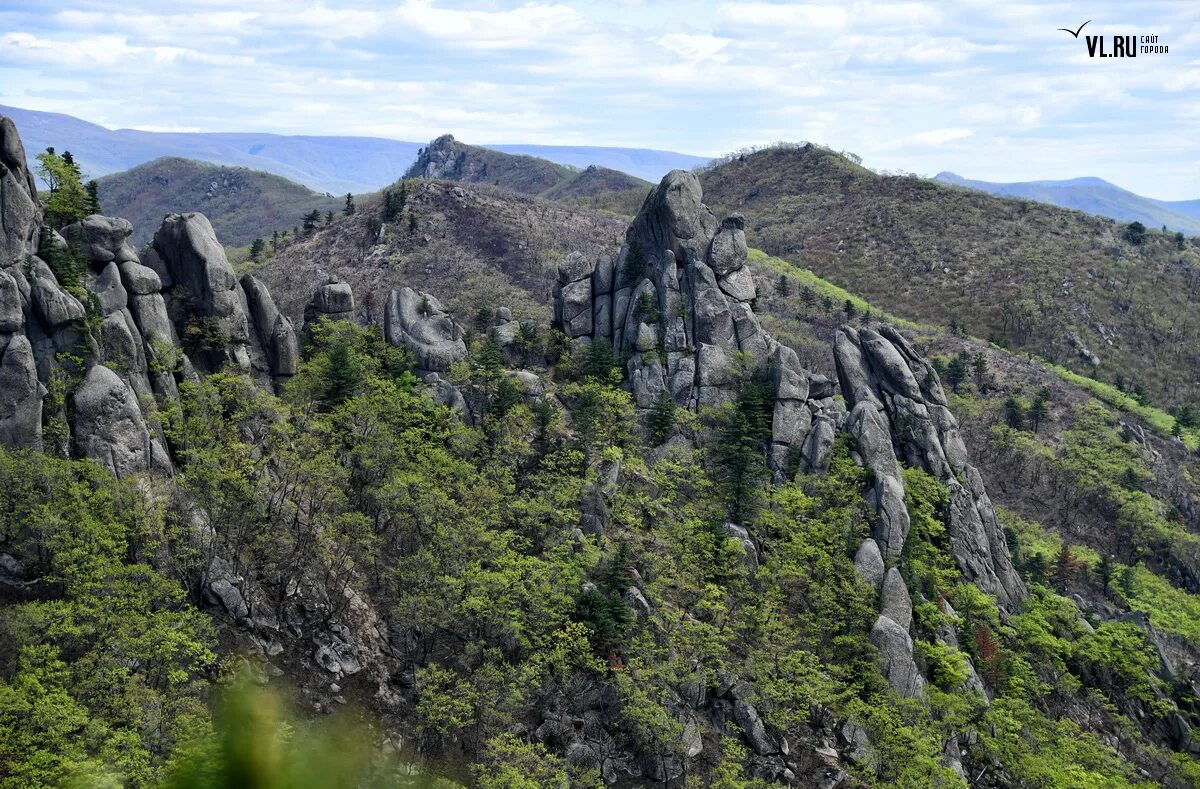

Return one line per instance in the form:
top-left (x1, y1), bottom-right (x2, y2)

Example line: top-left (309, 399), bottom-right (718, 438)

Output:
top-left (4, 103), bottom-right (1200, 789)
top-left (0, 104), bottom-right (709, 194)
top-left (936, 172), bottom-right (1200, 236)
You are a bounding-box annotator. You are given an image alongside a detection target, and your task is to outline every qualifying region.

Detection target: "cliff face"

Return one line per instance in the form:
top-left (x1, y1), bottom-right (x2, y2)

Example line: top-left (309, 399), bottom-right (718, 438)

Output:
top-left (555, 169), bottom-right (1026, 698)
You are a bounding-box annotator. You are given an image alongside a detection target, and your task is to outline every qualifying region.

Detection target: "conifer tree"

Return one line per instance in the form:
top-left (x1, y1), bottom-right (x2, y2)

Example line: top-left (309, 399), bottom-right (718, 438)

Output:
top-left (344, 193), bottom-right (356, 215)
top-left (647, 389), bottom-right (676, 445)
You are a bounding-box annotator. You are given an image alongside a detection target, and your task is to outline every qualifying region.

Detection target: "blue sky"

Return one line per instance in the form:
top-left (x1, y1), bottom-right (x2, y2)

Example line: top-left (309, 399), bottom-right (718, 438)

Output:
top-left (0, 1), bottom-right (1196, 198)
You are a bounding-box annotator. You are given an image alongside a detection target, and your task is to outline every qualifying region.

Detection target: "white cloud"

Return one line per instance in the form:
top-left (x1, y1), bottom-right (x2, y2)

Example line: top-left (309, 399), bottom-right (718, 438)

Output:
top-left (0, 0), bottom-right (1196, 198)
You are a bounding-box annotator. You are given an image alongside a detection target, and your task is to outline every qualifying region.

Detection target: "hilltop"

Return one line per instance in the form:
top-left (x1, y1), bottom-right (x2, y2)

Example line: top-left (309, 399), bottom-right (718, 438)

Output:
top-left (936, 172), bottom-right (1200, 236)
top-left (96, 157), bottom-right (344, 247)
top-left (404, 134), bottom-right (651, 210)
top-left (699, 143), bottom-right (1200, 411)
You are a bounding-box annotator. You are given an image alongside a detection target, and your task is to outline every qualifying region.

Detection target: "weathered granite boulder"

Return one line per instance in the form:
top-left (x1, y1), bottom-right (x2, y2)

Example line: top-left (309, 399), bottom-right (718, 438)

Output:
top-left (853, 539), bottom-right (886, 589)
top-left (0, 115), bottom-right (41, 267)
top-left (242, 273), bottom-right (299, 385)
top-left (0, 336), bottom-right (44, 450)
top-left (870, 615), bottom-right (925, 698)
top-left (62, 215), bottom-right (138, 266)
top-left (73, 365), bottom-right (152, 478)
top-left (153, 212), bottom-right (250, 345)
top-left (383, 287), bottom-right (467, 375)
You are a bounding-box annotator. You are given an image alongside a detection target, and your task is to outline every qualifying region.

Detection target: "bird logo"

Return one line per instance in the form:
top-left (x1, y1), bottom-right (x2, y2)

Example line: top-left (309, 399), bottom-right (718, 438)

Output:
top-left (1058, 20), bottom-right (1091, 38)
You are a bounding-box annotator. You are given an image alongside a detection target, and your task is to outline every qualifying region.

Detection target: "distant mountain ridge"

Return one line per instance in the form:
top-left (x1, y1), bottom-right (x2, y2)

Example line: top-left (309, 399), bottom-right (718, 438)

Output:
top-left (0, 104), bottom-right (708, 194)
top-left (935, 171), bottom-right (1200, 235)
top-left (404, 134), bottom-right (651, 205)
top-left (97, 157), bottom-right (343, 247)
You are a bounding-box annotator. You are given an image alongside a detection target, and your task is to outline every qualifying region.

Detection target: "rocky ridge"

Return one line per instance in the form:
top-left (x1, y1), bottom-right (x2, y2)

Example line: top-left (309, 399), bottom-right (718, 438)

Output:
top-left (554, 169), bottom-right (1026, 699)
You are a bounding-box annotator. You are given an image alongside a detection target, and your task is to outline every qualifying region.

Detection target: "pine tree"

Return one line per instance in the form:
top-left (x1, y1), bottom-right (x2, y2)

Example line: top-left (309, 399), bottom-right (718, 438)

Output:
top-left (775, 274), bottom-right (789, 296)
top-left (1029, 391), bottom-right (1049, 433)
top-left (249, 238), bottom-right (265, 262)
top-left (271, 230), bottom-right (279, 252)
top-left (843, 299), bottom-right (856, 320)
top-left (344, 193), bottom-right (356, 215)
top-left (302, 210), bottom-right (321, 235)
top-left (320, 340), bottom-right (361, 409)
top-left (1004, 397), bottom-right (1024, 429)
top-left (325, 211), bottom-right (334, 225)
top-left (85, 180), bottom-right (100, 215)
top-left (622, 240), bottom-right (646, 285)
top-left (490, 375), bottom-right (521, 417)
top-left (1097, 554), bottom-right (1113, 596)
top-left (647, 389), bottom-right (676, 445)
top-left (945, 352), bottom-right (968, 393)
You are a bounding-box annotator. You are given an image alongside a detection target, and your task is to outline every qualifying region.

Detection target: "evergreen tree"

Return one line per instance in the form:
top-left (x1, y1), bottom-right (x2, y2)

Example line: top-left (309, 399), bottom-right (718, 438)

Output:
top-left (581, 338), bottom-right (619, 382)
top-left (271, 229), bottom-right (279, 252)
top-left (1004, 397), bottom-right (1024, 429)
top-left (474, 338), bottom-right (504, 377)
top-left (775, 274), bottom-right (789, 296)
top-left (249, 238), bottom-right (265, 263)
top-left (302, 210), bottom-right (321, 235)
top-left (799, 285), bottom-right (816, 308)
top-left (325, 211), bottom-right (334, 225)
top-left (490, 375), bottom-right (521, 417)
top-left (843, 299), bottom-right (856, 320)
top-left (319, 339), bottom-right (361, 409)
top-left (972, 354), bottom-right (988, 391)
top-left (344, 193), bottom-right (356, 215)
top-left (85, 180), bottom-right (100, 214)
top-left (714, 371), bottom-right (773, 522)
top-left (945, 352), bottom-right (968, 393)
top-left (647, 389), bottom-right (676, 445)
top-left (1097, 554), bottom-right (1113, 596)
top-left (622, 240), bottom-right (646, 284)
top-left (1029, 391), bottom-right (1049, 434)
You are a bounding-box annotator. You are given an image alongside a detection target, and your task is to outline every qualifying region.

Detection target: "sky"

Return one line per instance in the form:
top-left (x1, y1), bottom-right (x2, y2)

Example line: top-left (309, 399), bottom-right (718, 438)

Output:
top-left (0, 0), bottom-right (1197, 199)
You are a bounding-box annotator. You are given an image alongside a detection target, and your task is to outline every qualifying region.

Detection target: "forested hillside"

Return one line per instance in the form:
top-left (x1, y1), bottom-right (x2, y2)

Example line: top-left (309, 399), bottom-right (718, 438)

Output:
top-left (699, 144), bottom-right (1200, 412)
top-left (3, 109), bottom-right (1200, 789)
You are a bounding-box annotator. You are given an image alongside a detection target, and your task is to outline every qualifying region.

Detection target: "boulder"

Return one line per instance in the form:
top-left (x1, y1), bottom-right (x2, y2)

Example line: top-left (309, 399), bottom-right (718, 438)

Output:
top-left (880, 569), bottom-right (912, 631)
top-left (118, 260), bottom-right (162, 295)
top-left (62, 215), bottom-right (137, 266)
top-left (870, 615), bottom-right (925, 698)
top-left (90, 261), bottom-right (128, 315)
top-left (72, 365), bottom-right (152, 478)
top-left (29, 257), bottom-right (85, 327)
top-left (241, 274), bottom-right (298, 381)
top-left (709, 215), bottom-right (748, 275)
top-left (0, 115), bottom-right (42, 267)
top-left (383, 287), bottom-right (467, 374)
top-left (0, 336), bottom-right (43, 450)
top-left (0, 269), bottom-right (22, 332)
top-left (152, 212), bottom-right (249, 344)
top-left (854, 539), bottom-right (886, 589)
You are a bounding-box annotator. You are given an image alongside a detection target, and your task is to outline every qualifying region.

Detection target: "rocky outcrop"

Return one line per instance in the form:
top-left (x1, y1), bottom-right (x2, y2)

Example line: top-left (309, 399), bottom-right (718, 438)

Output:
top-left (73, 365), bottom-right (152, 478)
top-left (0, 115), bottom-right (40, 268)
top-left (0, 336), bottom-right (44, 451)
top-left (242, 273), bottom-right (299, 386)
top-left (553, 170), bottom-right (838, 478)
top-left (148, 212), bottom-right (297, 390)
top-left (834, 325), bottom-right (1025, 608)
top-left (383, 286), bottom-right (467, 375)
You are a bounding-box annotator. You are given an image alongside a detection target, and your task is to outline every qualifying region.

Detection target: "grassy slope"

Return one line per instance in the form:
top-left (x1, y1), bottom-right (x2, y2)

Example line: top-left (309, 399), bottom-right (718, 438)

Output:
top-left (700, 145), bottom-right (1200, 410)
top-left (97, 157), bottom-right (343, 247)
